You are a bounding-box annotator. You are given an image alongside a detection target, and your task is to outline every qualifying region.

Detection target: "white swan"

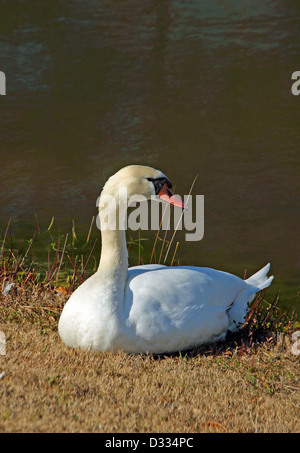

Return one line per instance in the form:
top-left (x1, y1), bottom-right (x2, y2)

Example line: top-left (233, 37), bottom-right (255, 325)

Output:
top-left (58, 165), bottom-right (273, 354)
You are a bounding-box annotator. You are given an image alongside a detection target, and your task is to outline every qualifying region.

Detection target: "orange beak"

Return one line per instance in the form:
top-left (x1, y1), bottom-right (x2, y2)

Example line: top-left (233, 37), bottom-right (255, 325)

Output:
top-left (158, 183), bottom-right (186, 209)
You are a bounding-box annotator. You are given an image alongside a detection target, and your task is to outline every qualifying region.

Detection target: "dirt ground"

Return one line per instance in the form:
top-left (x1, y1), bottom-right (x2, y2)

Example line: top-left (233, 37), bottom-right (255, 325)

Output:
top-left (0, 319), bottom-right (299, 433)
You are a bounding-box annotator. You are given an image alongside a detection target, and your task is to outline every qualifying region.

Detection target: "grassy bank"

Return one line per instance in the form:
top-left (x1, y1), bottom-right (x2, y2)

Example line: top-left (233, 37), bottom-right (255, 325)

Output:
top-left (0, 320), bottom-right (299, 433)
top-left (0, 220), bottom-right (299, 433)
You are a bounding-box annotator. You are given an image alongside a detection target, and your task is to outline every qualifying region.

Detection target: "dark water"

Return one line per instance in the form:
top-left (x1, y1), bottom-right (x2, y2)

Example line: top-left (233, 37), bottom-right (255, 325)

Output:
top-left (0, 1), bottom-right (300, 313)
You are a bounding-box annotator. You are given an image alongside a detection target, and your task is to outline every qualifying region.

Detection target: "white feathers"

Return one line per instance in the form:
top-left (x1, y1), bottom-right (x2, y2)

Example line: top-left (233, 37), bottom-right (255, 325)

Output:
top-left (58, 165), bottom-right (274, 354)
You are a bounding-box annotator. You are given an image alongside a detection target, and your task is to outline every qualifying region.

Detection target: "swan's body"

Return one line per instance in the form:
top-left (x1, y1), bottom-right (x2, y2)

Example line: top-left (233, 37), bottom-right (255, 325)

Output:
top-left (59, 165), bottom-right (273, 354)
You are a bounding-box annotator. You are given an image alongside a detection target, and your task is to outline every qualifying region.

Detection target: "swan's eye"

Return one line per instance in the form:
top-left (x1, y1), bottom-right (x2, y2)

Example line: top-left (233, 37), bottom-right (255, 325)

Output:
top-left (146, 177), bottom-right (172, 195)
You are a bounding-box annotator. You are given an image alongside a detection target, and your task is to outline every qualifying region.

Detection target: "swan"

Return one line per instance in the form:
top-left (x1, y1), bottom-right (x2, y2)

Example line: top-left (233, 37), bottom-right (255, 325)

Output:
top-left (58, 165), bottom-right (273, 354)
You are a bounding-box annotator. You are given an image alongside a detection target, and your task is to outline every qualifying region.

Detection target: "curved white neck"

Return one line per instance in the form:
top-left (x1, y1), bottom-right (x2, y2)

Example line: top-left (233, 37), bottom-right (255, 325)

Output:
top-left (96, 192), bottom-right (129, 300)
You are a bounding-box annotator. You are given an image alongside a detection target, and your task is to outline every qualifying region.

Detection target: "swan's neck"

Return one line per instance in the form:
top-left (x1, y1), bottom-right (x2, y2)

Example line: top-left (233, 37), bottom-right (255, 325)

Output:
top-left (96, 193), bottom-right (129, 304)
top-left (98, 229), bottom-right (128, 284)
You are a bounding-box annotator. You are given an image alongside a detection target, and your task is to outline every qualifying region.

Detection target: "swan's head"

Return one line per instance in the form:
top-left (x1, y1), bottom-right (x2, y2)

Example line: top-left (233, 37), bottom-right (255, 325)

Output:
top-left (102, 165), bottom-right (185, 208)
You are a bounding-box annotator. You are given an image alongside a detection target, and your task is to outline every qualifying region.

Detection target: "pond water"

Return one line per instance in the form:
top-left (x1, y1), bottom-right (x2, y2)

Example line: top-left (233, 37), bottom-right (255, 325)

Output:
top-left (0, 0), bottom-right (299, 314)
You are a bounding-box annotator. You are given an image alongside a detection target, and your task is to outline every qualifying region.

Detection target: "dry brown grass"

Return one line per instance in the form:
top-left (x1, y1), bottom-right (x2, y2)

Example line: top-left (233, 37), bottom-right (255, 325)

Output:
top-left (0, 285), bottom-right (299, 433)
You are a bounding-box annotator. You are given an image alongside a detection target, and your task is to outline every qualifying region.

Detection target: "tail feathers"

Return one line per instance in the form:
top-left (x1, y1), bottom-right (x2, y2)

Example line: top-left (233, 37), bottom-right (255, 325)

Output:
top-left (228, 263), bottom-right (274, 332)
top-left (245, 263), bottom-right (274, 291)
